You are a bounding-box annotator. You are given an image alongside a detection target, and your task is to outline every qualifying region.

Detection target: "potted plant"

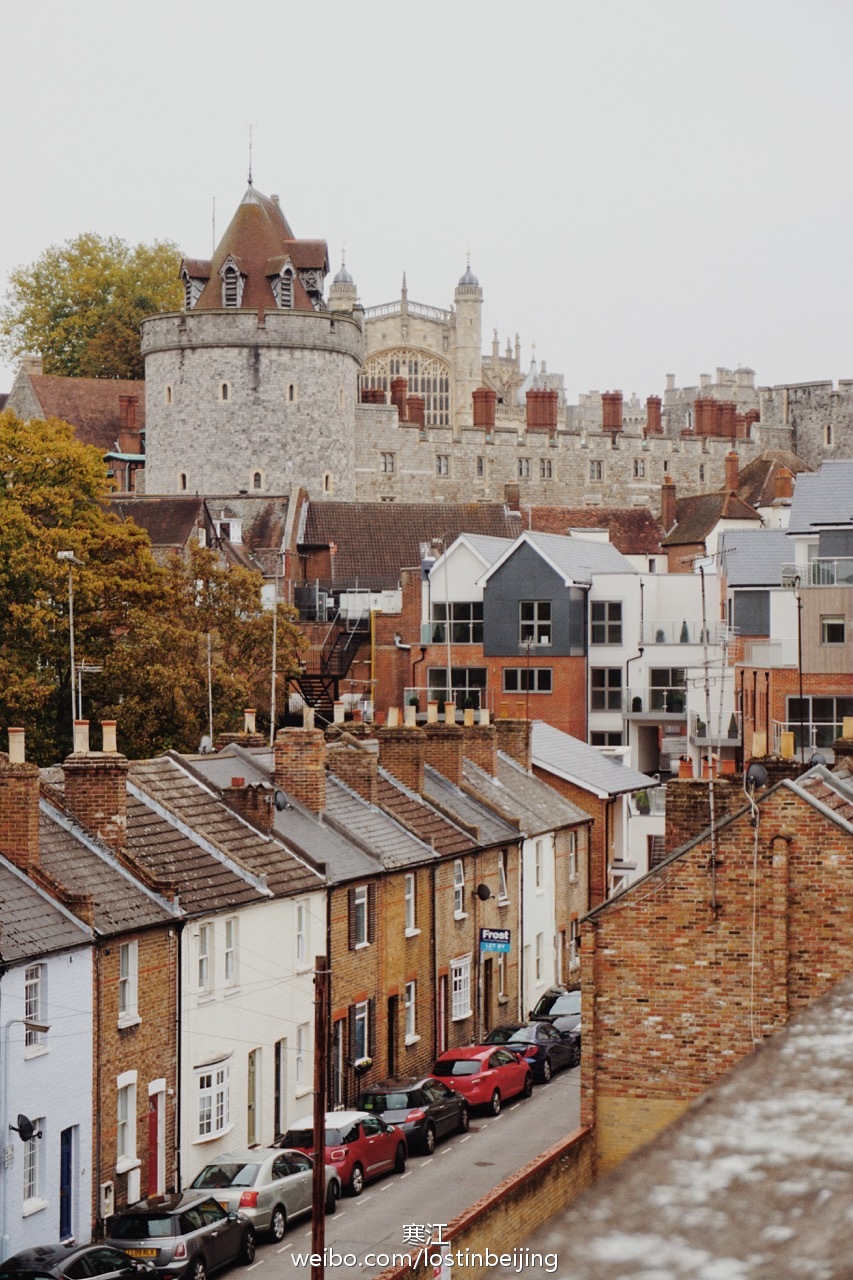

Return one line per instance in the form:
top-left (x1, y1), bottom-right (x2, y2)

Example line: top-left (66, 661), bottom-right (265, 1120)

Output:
top-left (656, 628), bottom-right (666, 644)
top-left (635, 789), bottom-right (650, 815)
top-left (680, 619), bottom-right (690, 643)
top-left (728, 712), bottom-right (739, 738)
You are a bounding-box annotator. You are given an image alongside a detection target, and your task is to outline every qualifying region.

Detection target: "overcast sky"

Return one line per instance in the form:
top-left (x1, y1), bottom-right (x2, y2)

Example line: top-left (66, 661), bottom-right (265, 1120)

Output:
top-left (2, 0), bottom-right (851, 403)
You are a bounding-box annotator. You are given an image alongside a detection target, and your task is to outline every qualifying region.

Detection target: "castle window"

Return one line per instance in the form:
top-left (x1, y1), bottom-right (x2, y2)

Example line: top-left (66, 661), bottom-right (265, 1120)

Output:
top-left (179, 472), bottom-right (188, 492)
top-left (278, 268), bottom-right (294, 309)
top-left (824, 423), bottom-right (834, 447)
top-left (165, 385), bottom-right (172, 405)
top-left (476, 457), bottom-right (484, 478)
top-left (323, 472), bottom-right (334, 494)
top-left (381, 452), bottom-right (395, 474)
top-left (252, 471), bottom-right (263, 492)
top-left (287, 383), bottom-right (297, 403)
top-left (540, 458), bottom-right (552, 480)
top-left (633, 458), bottom-right (645, 478)
top-left (589, 460), bottom-right (603, 481)
top-left (219, 382), bottom-right (231, 402)
top-left (339, 387), bottom-right (345, 408)
top-left (221, 261), bottom-right (243, 308)
top-left (518, 458), bottom-right (530, 479)
top-left (361, 349), bottom-right (451, 428)
top-left (436, 455), bottom-right (449, 477)
top-left (699, 464), bottom-right (706, 483)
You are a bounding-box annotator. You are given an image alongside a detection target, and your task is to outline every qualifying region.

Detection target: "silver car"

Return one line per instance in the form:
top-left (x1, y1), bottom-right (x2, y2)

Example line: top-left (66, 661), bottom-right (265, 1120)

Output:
top-left (189, 1150), bottom-right (340, 1241)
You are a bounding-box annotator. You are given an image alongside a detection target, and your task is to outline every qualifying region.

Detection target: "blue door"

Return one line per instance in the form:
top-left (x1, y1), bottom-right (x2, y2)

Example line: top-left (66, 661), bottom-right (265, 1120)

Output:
top-left (59, 1128), bottom-right (73, 1239)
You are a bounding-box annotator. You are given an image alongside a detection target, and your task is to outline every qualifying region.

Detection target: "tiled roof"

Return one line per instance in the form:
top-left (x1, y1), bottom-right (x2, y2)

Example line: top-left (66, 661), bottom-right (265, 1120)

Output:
top-left (736, 449), bottom-right (810, 508)
top-left (377, 772), bottom-right (477, 857)
top-left (480, 530), bottom-right (636, 587)
top-left (524, 506), bottom-right (666, 555)
top-left (463, 752), bottom-right (590, 836)
top-left (112, 496), bottom-right (203, 551)
top-left (719, 529), bottom-right (792, 586)
top-left (531, 721), bottom-right (657, 797)
top-left (0, 859), bottom-right (92, 961)
top-left (787, 459), bottom-right (853, 532)
top-left (193, 186), bottom-right (328, 313)
top-left (25, 375), bottom-right (145, 450)
top-left (326, 776), bottom-right (437, 871)
top-left (662, 492), bottom-right (761, 546)
top-left (301, 502), bottom-right (524, 588)
top-left (422, 765), bottom-right (520, 848)
top-left (790, 764), bottom-right (853, 828)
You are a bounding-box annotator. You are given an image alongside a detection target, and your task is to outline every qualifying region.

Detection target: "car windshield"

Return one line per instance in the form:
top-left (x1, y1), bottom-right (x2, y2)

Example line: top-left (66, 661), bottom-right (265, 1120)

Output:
top-left (484, 1026), bottom-right (526, 1044)
top-left (532, 989), bottom-right (581, 1018)
top-left (191, 1162), bottom-right (260, 1189)
top-left (110, 1214), bottom-right (175, 1239)
top-left (433, 1059), bottom-right (481, 1077)
top-left (360, 1092), bottom-right (411, 1111)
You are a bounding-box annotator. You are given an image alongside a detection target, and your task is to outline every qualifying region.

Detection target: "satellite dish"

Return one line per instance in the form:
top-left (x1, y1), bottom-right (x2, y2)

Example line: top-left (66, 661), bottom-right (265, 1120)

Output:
top-left (274, 790), bottom-right (291, 812)
top-left (745, 762), bottom-right (768, 790)
top-left (809, 752), bottom-right (827, 768)
top-left (198, 735), bottom-right (213, 754)
top-left (10, 1114), bottom-right (39, 1143)
top-left (475, 883), bottom-right (491, 901)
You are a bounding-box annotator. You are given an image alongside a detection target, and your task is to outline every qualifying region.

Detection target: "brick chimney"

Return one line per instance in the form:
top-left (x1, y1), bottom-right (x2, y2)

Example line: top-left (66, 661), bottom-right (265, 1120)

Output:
top-left (720, 402), bottom-right (737, 439)
top-left (377, 726), bottom-right (424, 792)
top-left (0, 729), bottom-right (40, 872)
top-left (660, 476), bottom-right (677, 531)
top-left (774, 467), bottom-right (793, 501)
top-left (601, 391), bottom-right (623, 433)
top-left (494, 717), bottom-right (532, 771)
top-left (472, 387), bottom-right (497, 431)
top-left (327, 743), bottom-right (378, 805)
top-left (406, 395), bottom-right (425, 429)
top-left (646, 395), bottom-right (662, 434)
top-left (504, 482), bottom-right (521, 511)
top-left (424, 722), bottom-right (464, 787)
top-left (222, 780), bottom-right (274, 832)
top-left (391, 377), bottom-right (408, 422)
top-left (526, 389), bottom-right (558, 435)
top-left (273, 728), bottom-right (326, 813)
top-left (664, 777), bottom-right (738, 855)
top-left (464, 722), bottom-right (498, 776)
top-left (63, 722), bottom-right (129, 852)
top-left (725, 450), bottom-right (739, 494)
top-left (119, 394), bottom-right (138, 433)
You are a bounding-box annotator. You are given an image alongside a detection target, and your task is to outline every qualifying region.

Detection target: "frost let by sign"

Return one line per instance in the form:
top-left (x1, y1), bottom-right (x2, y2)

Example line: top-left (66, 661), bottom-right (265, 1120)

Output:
top-left (479, 927), bottom-right (510, 952)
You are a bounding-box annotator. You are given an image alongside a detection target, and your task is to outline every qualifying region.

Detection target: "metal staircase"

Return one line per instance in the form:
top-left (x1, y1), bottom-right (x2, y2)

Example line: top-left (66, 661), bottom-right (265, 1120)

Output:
top-left (291, 609), bottom-right (369, 722)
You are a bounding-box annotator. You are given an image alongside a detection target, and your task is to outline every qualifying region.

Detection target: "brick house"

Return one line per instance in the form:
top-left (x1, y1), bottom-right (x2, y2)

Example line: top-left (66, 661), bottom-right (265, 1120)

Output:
top-left (580, 745), bottom-right (853, 1175)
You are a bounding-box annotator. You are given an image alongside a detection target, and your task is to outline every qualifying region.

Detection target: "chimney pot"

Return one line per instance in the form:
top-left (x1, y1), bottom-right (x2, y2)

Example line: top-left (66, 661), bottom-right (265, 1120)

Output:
top-left (231, 776), bottom-right (245, 788)
top-left (427, 701), bottom-right (439, 725)
top-left (334, 701), bottom-right (345, 724)
top-left (244, 709), bottom-right (257, 734)
top-left (303, 705), bottom-right (315, 730)
top-left (404, 704), bottom-right (417, 727)
top-left (74, 720), bottom-right (90, 754)
top-left (7, 728), bottom-right (26, 765)
top-left (101, 720), bottom-right (117, 753)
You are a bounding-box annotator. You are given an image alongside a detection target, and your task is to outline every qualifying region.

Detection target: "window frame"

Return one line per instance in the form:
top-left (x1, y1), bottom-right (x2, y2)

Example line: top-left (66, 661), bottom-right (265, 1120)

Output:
top-left (118, 940), bottom-right (139, 1026)
top-left (591, 601), bottom-right (623, 646)
top-left (197, 924), bottom-right (212, 994)
top-left (498, 849), bottom-right (509, 904)
top-left (404, 981), bottom-right (418, 1043)
top-left (450, 955), bottom-right (472, 1021)
top-left (453, 860), bottom-right (466, 918)
top-left (352, 885), bottom-right (369, 948)
top-left (820, 615), bottom-right (846, 646)
top-left (224, 918), bottom-right (237, 988)
top-left (591, 667), bottom-right (623, 711)
top-left (519, 600), bottom-right (552, 647)
top-left (196, 1061), bottom-right (231, 1141)
top-left (116, 1072), bottom-right (138, 1171)
top-left (404, 873), bottom-right (418, 935)
top-left (435, 454), bottom-right (450, 477)
top-left (24, 964), bottom-right (46, 1050)
top-left (503, 667), bottom-right (552, 693)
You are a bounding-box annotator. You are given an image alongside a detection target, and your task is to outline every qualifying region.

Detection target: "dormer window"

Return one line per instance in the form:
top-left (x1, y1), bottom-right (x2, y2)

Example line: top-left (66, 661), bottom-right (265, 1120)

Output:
top-left (276, 266), bottom-right (294, 310)
top-left (181, 269), bottom-right (205, 311)
top-left (220, 257), bottom-right (244, 308)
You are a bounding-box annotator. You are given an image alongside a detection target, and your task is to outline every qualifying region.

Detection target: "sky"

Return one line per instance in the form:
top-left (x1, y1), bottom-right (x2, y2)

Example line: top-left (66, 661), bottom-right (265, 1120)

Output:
top-left (1, 0), bottom-right (852, 403)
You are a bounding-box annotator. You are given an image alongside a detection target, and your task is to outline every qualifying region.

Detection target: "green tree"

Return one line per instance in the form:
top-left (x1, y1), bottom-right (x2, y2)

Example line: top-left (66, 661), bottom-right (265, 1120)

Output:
top-left (0, 233), bottom-right (183, 380)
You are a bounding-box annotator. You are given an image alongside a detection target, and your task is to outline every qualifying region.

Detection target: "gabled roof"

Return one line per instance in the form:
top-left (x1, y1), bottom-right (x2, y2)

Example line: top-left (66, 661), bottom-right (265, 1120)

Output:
top-left (192, 186), bottom-right (328, 313)
top-left (111, 496), bottom-right (204, 554)
top-left (0, 858), bottom-right (92, 961)
top-left (16, 374), bottom-right (144, 450)
top-left (719, 529), bottom-right (792, 586)
top-left (524, 506), bottom-right (666, 556)
top-left (478, 530), bottom-right (636, 589)
top-left (736, 449), bottom-right (810, 508)
top-left (662, 492), bottom-right (761, 547)
top-left (422, 765), bottom-right (520, 848)
top-left (463, 752), bottom-right (590, 837)
top-left (787, 459), bottom-right (853, 532)
top-left (531, 721), bottom-right (657, 798)
top-left (301, 502), bottom-right (523, 589)
top-left (377, 771), bottom-right (477, 857)
top-left (789, 763), bottom-right (853, 828)
top-left (326, 774), bottom-right (438, 872)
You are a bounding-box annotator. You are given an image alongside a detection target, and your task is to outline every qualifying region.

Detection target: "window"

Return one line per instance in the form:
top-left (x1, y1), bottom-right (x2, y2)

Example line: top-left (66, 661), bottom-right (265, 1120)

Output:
top-left (786, 695), bottom-right (853, 751)
top-left (352, 1001), bottom-right (369, 1060)
top-left (381, 452), bottom-right (395, 473)
top-left (498, 850), bottom-right (509, 903)
top-left (296, 901), bottom-right (307, 964)
top-left (179, 472), bottom-right (188, 492)
top-left (24, 965), bottom-right (45, 1048)
top-left (540, 458), bottom-right (552, 480)
top-left (323, 471), bottom-right (333, 494)
top-left (591, 601), bottom-right (623, 645)
top-left (535, 933), bottom-right (543, 981)
top-left (296, 1023), bottom-right (309, 1088)
top-left (569, 919), bottom-right (580, 969)
top-left (404, 874), bottom-right (417, 934)
top-left (278, 268), bottom-right (294, 309)
top-left (821, 616), bottom-right (846, 645)
top-left (430, 601), bottom-right (483, 645)
top-left (23, 1119), bottom-right (43, 1204)
top-left (196, 1061), bottom-right (230, 1139)
top-left (218, 381), bottom-right (231, 402)
top-left (590, 730), bottom-right (623, 745)
top-left (497, 954), bottom-right (506, 999)
top-left (117, 1073), bottom-right (137, 1168)
top-left (591, 667), bottom-right (623, 711)
top-left (287, 383), bottom-right (297, 403)
top-left (699, 464), bottom-right (706, 483)
top-left (503, 667), bottom-right (552, 693)
top-left (633, 458), bottom-right (645, 479)
top-left (352, 885), bottom-right (369, 947)
top-left (435, 455), bottom-right (450, 477)
top-left (650, 668), bottom-right (687, 712)
top-left (361, 349), bottom-right (451, 428)
top-left (476, 457), bottom-right (484, 477)
top-left (118, 941), bottom-right (139, 1025)
top-left (224, 918), bottom-right (237, 987)
top-left (221, 262), bottom-right (243, 307)
top-left (198, 924), bottom-right (211, 993)
top-left (252, 471), bottom-right (263, 491)
top-left (164, 385), bottom-right (172, 405)
top-left (825, 422), bottom-right (834, 447)
top-left (534, 840), bottom-right (543, 889)
top-left (589, 460), bottom-right (603, 481)
top-left (451, 956), bottom-right (472, 1020)
top-left (518, 457), bottom-right (530, 479)
top-left (427, 666), bottom-right (487, 710)
top-left (663, 459), bottom-right (669, 474)
top-left (520, 601), bottom-right (551, 646)
top-left (405, 981), bottom-right (417, 1042)
top-left (453, 860), bottom-right (465, 917)
top-left (568, 832), bottom-right (578, 881)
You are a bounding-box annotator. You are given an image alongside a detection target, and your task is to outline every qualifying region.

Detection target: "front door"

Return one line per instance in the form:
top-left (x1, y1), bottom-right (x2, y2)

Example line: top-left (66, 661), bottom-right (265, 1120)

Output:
top-left (59, 1127), bottom-right (73, 1239)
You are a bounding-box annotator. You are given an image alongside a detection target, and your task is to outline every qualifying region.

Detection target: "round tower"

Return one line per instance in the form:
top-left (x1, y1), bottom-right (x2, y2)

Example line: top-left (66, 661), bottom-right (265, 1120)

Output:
top-left (453, 260), bottom-right (483, 434)
top-left (141, 185), bottom-right (363, 498)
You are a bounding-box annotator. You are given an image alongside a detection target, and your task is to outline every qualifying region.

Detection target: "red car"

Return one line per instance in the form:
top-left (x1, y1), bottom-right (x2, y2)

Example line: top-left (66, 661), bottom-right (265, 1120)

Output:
top-left (432, 1045), bottom-right (533, 1114)
top-left (277, 1110), bottom-right (407, 1196)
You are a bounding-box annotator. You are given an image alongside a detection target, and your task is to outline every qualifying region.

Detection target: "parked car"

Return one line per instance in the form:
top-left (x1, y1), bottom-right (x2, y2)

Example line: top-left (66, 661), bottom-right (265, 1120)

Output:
top-left (276, 1110), bottom-right (407, 1196)
top-left (188, 1148), bottom-right (340, 1240)
top-left (106, 1192), bottom-right (255, 1280)
top-left (529, 985), bottom-right (582, 1059)
top-left (0, 1244), bottom-right (154, 1280)
top-left (432, 1045), bottom-right (533, 1114)
top-left (482, 1020), bottom-right (578, 1079)
top-left (358, 1075), bottom-right (470, 1153)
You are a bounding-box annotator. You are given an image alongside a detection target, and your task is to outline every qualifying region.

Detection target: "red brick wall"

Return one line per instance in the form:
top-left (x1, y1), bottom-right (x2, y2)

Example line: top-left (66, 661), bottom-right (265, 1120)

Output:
top-left (0, 758), bottom-right (40, 871)
top-left (274, 728), bottom-right (326, 811)
top-left (64, 754), bottom-right (129, 851)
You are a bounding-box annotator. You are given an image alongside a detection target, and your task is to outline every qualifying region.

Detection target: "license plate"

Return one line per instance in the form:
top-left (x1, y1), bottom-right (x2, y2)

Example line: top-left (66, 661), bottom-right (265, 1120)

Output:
top-left (125, 1250), bottom-right (157, 1258)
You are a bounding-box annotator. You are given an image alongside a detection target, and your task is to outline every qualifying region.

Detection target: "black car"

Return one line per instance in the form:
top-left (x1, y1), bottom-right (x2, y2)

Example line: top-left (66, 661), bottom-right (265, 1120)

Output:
top-left (106, 1192), bottom-right (255, 1280)
top-left (530, 985), bottom-right (582, 1056)
top-left (482, 1020), bottom-right (577, 1080)
top-left (0, 1244), bottom-right (154, 1280)
top-left (358, 1075), bottom-right (469, 1153)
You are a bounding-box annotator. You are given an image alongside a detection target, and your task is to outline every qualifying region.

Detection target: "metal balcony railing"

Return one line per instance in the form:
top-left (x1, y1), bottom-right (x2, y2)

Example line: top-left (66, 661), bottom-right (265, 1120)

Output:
top-left (626, 686), bottom-right (687, 716)
top-left (641, 620), bottom-right (728, 646)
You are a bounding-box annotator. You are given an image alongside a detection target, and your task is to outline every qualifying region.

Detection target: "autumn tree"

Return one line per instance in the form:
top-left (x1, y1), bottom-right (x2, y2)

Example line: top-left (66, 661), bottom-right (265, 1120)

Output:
top-left (0, 234), bottom-right (183, 380)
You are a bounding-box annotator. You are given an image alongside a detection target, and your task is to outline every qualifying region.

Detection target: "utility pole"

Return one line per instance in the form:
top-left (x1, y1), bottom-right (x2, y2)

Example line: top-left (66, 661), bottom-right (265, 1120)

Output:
top-left (311, 955), bottom-right (329, 1280)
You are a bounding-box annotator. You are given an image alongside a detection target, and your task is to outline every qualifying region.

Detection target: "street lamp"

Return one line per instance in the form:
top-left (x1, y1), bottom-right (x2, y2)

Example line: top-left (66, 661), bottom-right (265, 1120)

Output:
top-left (57, 551), bottom-right (83, 728)
top-left (2, 1018), bottom-right (51, 1260)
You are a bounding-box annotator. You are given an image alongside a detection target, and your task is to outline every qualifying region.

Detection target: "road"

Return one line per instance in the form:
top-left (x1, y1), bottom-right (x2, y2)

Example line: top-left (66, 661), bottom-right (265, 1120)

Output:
top-left (247, 1065), bottom-right (580, 1279)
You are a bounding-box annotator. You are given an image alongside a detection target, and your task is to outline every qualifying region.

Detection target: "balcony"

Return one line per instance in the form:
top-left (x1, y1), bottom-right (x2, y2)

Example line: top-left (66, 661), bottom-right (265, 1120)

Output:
top-left (782, 558), bottom-right (853, 587)
top-left (626, 686), bottom-right (687, 721)
top-left (770, 718), bottom-right (844, 758)
top-left (641, 619), bottom-right (728, 645)
top-left (736, 638), bottom-right (797, 668)
top-left (689, 711), bottom-right (741, 747)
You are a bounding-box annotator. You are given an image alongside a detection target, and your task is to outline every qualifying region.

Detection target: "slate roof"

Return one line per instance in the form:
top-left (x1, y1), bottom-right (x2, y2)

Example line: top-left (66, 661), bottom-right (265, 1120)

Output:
top-left (463, 752), bottom-right (590, 837)
top-left (480, 530), bottom-right (636, 587)
top-left (492, 976), bottom-right (853, 1280)
top-left (326, 775), bottom-right (437, 871)
top-left (112, 496), bottom-right (204, 555)
top-left (662, 491), bottom-right (761, 546)
top-left (0, 859), bottom-right (92, 962)
top-left (718, 529), bottom-right (792, 586)
top-left (423, 765), bottom-right (520, 848)
top-left (736, 449), bottom-right (810, 508)
top-left (23, 375), bottom-right (144, 450)
top-left (301, 502), bottom-right (523, 588)
top-left (524, 506), bottom-right (666, 555)
top-left (531, 721), bottom-right (657, 797)
top-left (377, 772), bottom-right (477, 856)
top-left (786, 459), bottom-right (853, 532)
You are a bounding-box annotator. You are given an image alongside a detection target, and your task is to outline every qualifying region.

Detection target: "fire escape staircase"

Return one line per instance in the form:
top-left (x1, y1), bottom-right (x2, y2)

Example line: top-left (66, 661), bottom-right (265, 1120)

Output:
top-left (292, 612), bottom-right (369, 722)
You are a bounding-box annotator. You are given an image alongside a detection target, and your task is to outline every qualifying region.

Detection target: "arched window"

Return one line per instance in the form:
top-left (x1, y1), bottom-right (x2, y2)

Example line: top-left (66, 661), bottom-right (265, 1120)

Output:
top-left (164, 385), bottom-right (172, 405)
top-left (252, 471), bottom-right (263, 492)
top-left (360, 349), bottom-right (452, 427)
top-left (279, 268), bottom-right (294, 309)
top-left (287, 383), bottom-right (297, 403)
top-left (323, 472), bottom-right (334, 494)
top-left (179, 472), bottom-right (188, 492)
top-left (219, 382), bottom-right (231, 403)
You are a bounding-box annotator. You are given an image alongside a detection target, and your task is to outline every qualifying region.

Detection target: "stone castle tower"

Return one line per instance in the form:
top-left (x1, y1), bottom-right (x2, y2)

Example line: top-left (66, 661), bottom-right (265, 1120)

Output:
top-left (141, 184), bottom-right (364, 497)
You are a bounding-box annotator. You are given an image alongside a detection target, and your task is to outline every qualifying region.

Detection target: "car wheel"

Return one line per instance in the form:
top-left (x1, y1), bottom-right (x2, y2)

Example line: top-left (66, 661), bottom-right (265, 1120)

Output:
top-left (423, 1124), bottom-right (436, 1155)
top-left (325, 1179), bottom-right (339, 1215)
top-left (348, 1163), bottom-right (364, 1196)
top-left (269, 1205), bottom-right (287, 1242)
top-left (239, 1228), bottom-right (256, 1266)
top-left (523, 1072), bottom-right (533, 1099)
top-left (190, 1258), bottom-right (206, 1280)
top-left (458, 1105), bottom-right (470, 1134)
top-left (542, 1058), bottom-right (552, 1084)
top-left (394, 1142), bottom-right (407, 1173)
top-left (490, 1089), bottom-right (501, 1116)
